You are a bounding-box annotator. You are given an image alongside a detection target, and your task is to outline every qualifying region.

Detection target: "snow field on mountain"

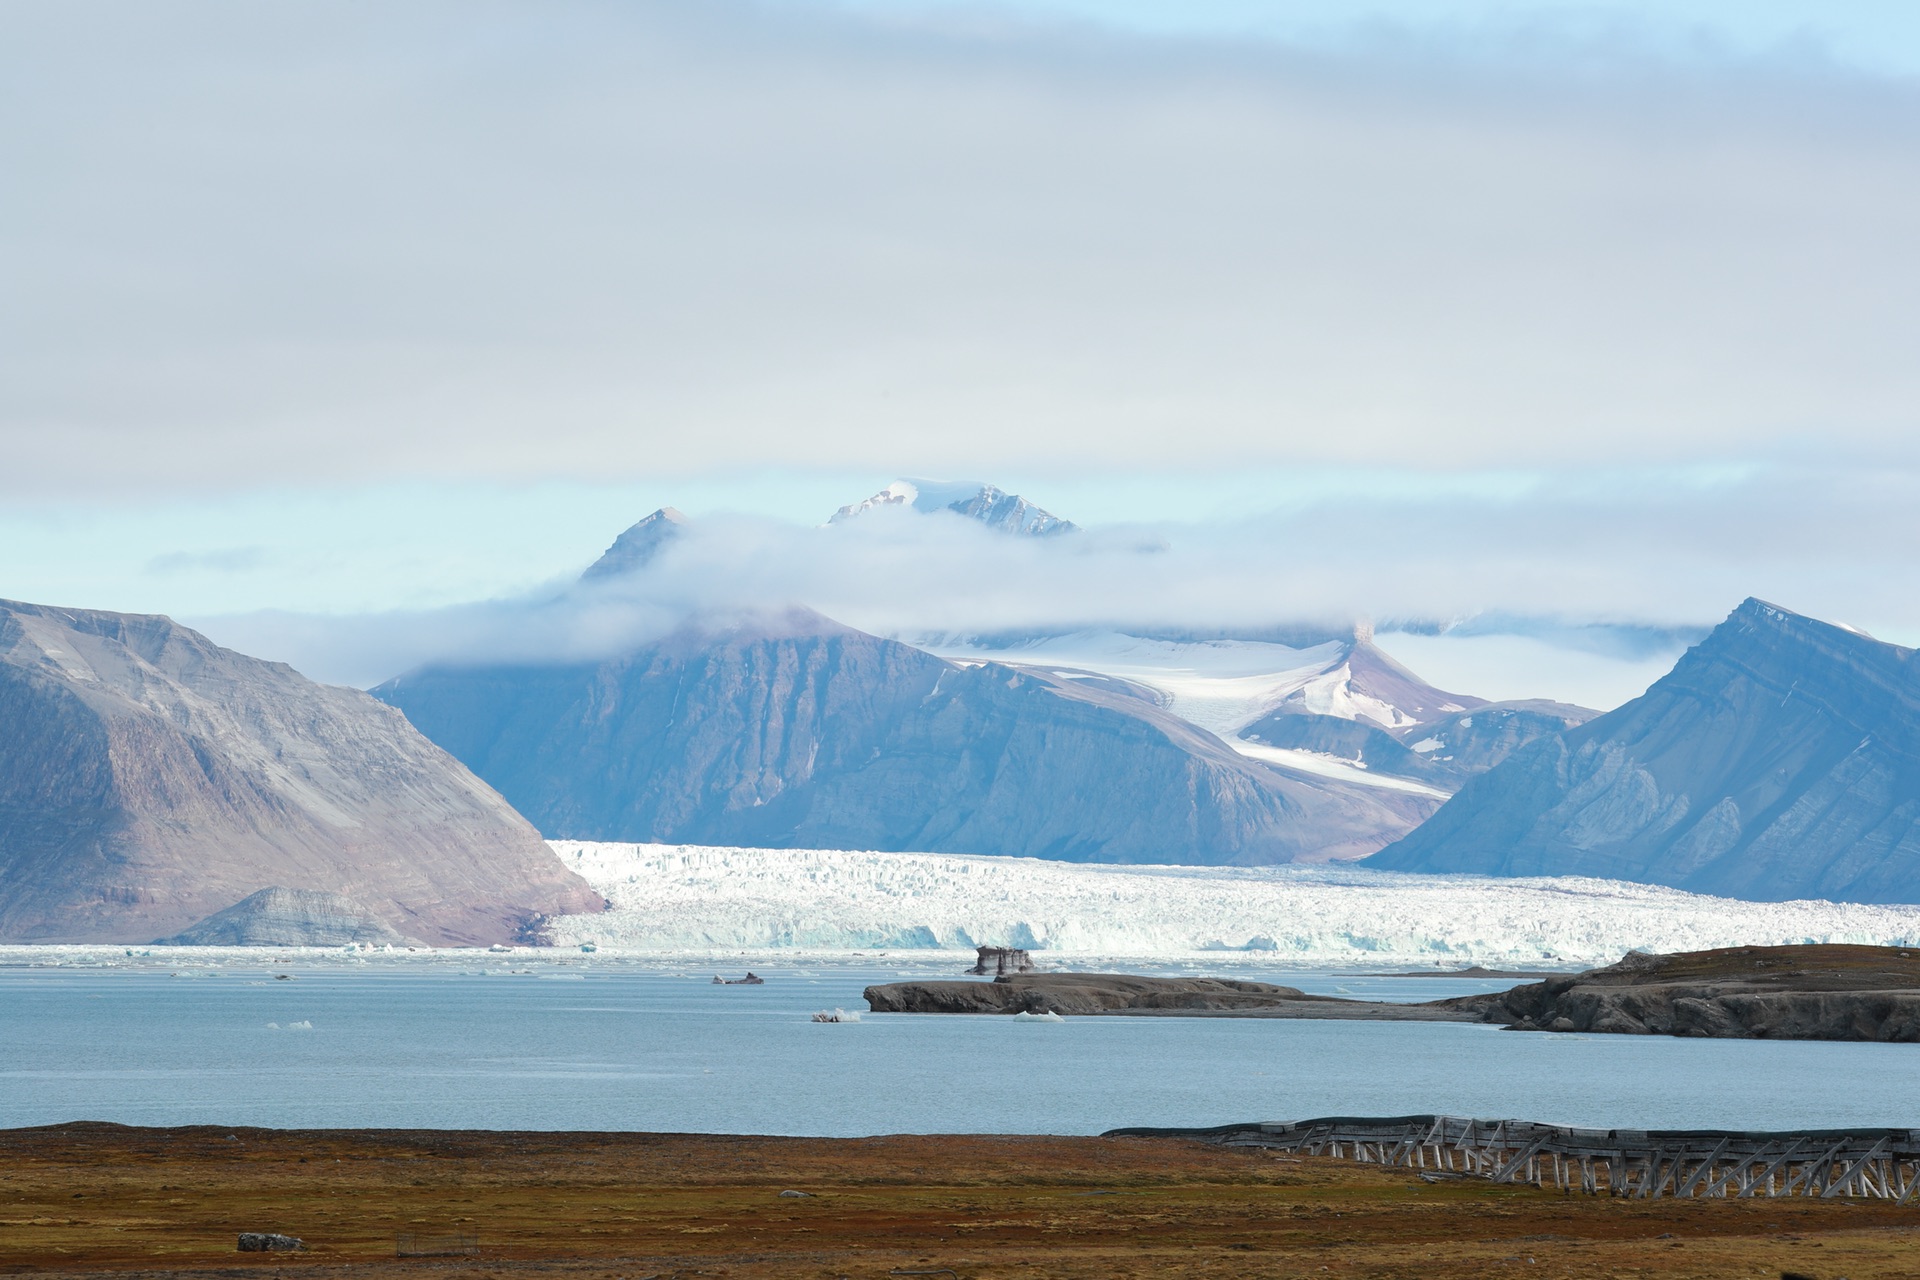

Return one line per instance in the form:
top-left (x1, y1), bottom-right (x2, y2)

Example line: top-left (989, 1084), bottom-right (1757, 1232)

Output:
top-left (922, 631), bottom-right (1455, 795)
top-left (545, 841), bottom-right (1920, 967)
top-left (926, 631), bottom-right (1345, 737)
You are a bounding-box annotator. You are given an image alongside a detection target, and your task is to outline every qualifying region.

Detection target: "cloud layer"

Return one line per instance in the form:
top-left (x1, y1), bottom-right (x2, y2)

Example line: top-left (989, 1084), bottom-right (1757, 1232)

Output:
top-left (192, 460), bottom-right (1920, 700)
top-left (6, 1), bottom-right (1920, 494)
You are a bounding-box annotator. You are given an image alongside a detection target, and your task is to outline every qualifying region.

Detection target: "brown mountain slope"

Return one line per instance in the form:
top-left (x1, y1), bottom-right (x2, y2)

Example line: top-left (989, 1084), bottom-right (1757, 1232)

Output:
top-left (0, 598), bottom-right (601, 944)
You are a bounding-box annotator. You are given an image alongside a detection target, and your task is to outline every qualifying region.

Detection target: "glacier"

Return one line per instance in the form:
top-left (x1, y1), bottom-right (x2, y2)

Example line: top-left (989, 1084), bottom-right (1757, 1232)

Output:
top-left (545, 841), bottom-right (1920, 967)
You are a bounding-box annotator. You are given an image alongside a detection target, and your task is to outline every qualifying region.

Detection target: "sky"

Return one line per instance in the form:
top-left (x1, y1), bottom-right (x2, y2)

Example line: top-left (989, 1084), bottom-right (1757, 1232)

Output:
top-left (4, 0), bottom-right (1919, 703)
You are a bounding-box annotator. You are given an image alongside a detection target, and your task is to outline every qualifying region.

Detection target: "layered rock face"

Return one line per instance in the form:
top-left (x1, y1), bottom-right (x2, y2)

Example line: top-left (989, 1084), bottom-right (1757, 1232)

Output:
top-left (1460, 945), bottom-right (1920, 1042)
top-left (376, 611), bottom-right (1434, 864)
top-left (1369, 599), bottom-right (1920, 903)
top-left (0, 599), bottom-right (602, 944)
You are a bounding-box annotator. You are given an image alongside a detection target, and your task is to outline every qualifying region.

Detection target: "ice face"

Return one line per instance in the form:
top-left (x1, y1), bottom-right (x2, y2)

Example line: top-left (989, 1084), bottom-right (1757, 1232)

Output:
top-left (542, 841), bottom-right (1920, 967)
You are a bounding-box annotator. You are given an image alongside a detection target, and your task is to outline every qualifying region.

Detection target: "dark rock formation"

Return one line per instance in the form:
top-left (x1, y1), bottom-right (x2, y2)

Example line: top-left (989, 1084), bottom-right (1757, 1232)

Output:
top-left (375, 610), bottom-right (1435, 864)
top-left (158, 887), bottom-right (418, 947)
top-left (863, 972), bottom-right (1477, 1020)
top-left (1397, 700), bottom-right (1600, 778)
top-left (1368, 599), bottom-right (1920, 903)
top-left (0, 598), bottom-right (602, 945)
top-left (967, 946), bottom-right (1034, 976)
top-left (236, 1233), bottom-right (305, 1252)
top-left (869, 946), bottom-right (1920, 1041)
top-left (1453, 944), bottom-right (1920, 1042)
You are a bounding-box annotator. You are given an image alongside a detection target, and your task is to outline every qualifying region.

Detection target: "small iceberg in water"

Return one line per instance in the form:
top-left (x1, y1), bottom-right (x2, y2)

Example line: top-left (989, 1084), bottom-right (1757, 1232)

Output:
top-left (811, 1008), bottom-right (861, 1023)
top-left (1012, 1010), bottom-right (1065, 1023)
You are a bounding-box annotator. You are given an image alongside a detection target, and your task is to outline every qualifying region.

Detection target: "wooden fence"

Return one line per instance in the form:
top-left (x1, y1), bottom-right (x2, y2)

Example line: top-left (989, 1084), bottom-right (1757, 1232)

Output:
top-left (1108, 1116), bottom-right (1920, 1201)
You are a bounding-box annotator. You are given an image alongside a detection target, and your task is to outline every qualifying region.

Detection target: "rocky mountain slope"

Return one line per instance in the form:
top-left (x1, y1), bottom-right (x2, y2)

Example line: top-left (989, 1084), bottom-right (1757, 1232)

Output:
top-left (1368, 599), bottom-right (1920, 903)
top-left (375, 610), bottom-right (1434, 864)
top-left (579, 507), bottom-right (688, 579)
top-left (1261, 631), bottom-right (1485, 730)
top-left (0, 599), bottom-right (602, 944)
top-left (932, 628), bottom-right (1585, 796)
top-left (1242, 698), bottom-right (1598, 789)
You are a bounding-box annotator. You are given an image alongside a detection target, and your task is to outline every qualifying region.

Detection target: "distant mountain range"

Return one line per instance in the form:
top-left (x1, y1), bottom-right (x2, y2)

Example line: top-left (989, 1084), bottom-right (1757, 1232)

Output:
top-left (374, 609), bottom-right (1435, 864)
top-left (574, 480), bottom-right (1072, 587)
top-left (527, 488), bottom-right (1588, 856)
top-left (20, 480), bottom-right (1920, 944)
top-left (831, 479), bottom-right (1077, 536)
top-left (1369, 599), bottom-right (1920, 903)
top-left (0, 599), bottom-right (601, 944)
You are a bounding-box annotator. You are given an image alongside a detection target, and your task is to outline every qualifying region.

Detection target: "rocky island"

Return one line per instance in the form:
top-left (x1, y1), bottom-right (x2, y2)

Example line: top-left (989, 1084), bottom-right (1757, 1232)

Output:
top-left (862, 972), bottom-right (1482, 1020)
top-left (864, 944), bottom-right (1920, 1042)
top-left (1461, 943), bottom-right (1920, 1040)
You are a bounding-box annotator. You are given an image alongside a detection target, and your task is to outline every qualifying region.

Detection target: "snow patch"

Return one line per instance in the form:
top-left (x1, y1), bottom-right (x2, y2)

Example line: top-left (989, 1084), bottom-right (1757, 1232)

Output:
top-left (926, 631), bottom-right (1345, 737)
top-left (1231, 742), bottom-right (1452, 798)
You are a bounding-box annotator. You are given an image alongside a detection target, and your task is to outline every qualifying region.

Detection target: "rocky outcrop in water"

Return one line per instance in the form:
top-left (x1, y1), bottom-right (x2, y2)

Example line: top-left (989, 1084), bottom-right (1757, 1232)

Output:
top-left (862, 973), bottom-right (1477, 1020)
top-left (0, 599), bottom-right (602, 945)
top-left (376, 610), bottom-right (1434, 864)
top-left (868, 946), bottom-right (1920, 1041)
top-left (1454, 944), bottom-right (1920, 1042)
top-left (1368, 599), bottom-right (1920, 903)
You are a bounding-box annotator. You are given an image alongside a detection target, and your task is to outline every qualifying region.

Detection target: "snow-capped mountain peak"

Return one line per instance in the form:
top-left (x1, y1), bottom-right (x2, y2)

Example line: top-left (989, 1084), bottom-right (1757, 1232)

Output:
top-left (831, 479), bottom-right (1077, 536)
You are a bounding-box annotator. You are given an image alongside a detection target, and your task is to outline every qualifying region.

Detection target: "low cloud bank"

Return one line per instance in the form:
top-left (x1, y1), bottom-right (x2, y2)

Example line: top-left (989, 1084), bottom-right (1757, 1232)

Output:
top-left (191, 462), bottom-right (1920, 703)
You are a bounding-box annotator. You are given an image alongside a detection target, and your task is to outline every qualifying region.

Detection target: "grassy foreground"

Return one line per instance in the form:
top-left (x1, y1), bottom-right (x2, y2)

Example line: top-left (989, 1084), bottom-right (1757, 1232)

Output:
top-left (2, 1123), bottom-right (1915, 1279)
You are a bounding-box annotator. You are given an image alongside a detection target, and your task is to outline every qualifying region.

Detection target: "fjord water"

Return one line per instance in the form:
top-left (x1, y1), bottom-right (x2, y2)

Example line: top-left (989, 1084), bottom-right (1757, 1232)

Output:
top-left (6, 961), bottom-right (1917, 1134)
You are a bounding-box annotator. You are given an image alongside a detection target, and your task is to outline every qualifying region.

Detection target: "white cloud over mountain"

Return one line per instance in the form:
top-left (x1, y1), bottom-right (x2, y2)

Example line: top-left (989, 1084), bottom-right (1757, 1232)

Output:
top-left (178, 457), bottom-right (1912, 709)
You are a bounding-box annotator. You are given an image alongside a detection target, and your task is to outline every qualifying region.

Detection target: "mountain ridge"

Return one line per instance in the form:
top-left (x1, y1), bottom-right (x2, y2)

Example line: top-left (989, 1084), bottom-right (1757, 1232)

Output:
top-left (831, 479), bottom-right (1077, 536)
top-left (1367, 598), bottom-right (1920, 903)
top-left (580, 507), bottom-right (688, 580)
top-left (375, 609), bottom-right (1435, 865)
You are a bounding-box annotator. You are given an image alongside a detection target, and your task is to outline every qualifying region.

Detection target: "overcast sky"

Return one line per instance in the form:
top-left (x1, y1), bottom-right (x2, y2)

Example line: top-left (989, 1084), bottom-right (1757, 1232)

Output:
top-left (4, 0), bottom-right (1919, 699)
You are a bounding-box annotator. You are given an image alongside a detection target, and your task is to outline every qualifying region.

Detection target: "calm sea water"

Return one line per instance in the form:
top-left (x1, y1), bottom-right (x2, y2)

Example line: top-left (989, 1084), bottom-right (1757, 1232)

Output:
top-left (5, 959), bottom-right (1917, 1135)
